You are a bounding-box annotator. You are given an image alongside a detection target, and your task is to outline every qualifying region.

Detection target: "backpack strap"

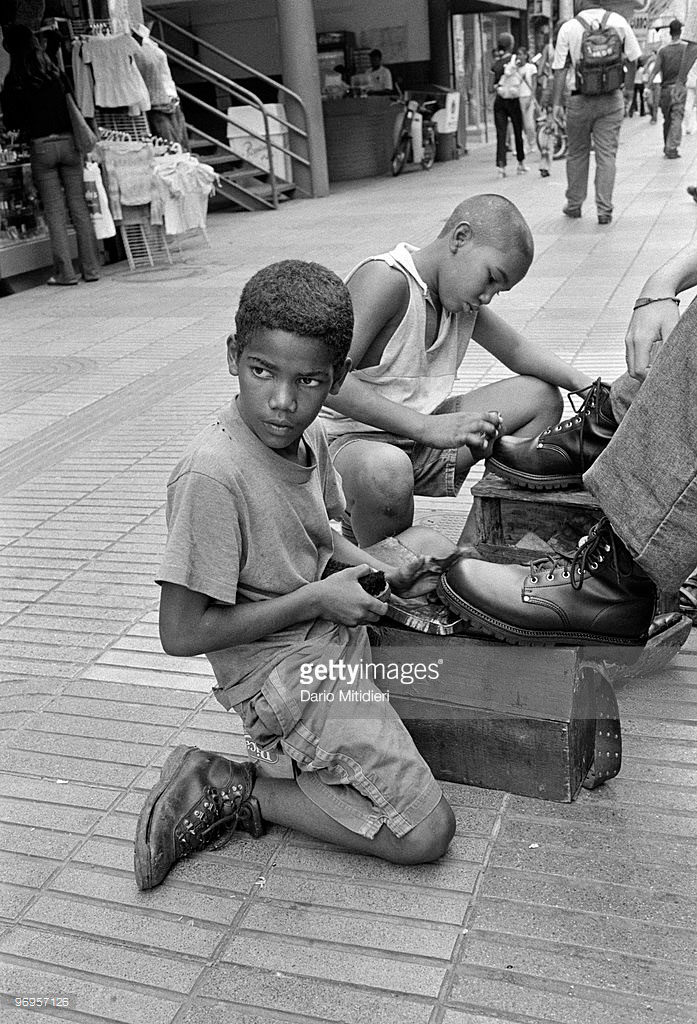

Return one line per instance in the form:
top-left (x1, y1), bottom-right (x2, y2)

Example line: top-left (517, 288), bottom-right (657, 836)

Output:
top-left (575, 13), bottom-right (590, 30)
top-left (600, 10), bottom-right (611, 29)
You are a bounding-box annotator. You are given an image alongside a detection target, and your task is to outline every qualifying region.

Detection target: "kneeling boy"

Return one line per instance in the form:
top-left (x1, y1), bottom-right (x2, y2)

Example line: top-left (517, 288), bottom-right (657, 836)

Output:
top-left (134, 260), bottom-right (456, 891)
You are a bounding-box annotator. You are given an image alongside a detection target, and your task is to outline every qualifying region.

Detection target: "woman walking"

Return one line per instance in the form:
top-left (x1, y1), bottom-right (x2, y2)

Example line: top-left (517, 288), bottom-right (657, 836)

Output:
top-left (491, 33), bottom-right (527, 177)
top-left (1, 24), bottom-right (99, 286)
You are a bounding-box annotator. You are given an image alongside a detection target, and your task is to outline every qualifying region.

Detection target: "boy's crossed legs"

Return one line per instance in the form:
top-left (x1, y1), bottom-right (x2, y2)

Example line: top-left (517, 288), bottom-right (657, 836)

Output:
top-left (331, 375), bottom-right (563, 546)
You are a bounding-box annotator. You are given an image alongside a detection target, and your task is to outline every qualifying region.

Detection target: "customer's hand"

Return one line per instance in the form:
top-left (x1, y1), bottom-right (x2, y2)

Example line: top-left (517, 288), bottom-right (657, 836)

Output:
top-left (552, 103), bottom-right (565, 121)
top-left (624, 300), bottom-right (680, 381)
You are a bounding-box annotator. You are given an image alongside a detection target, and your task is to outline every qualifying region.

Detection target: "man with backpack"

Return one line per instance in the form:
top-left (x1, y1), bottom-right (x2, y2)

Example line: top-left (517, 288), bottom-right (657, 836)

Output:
top-left (552, 0), bottom-right (641, 224)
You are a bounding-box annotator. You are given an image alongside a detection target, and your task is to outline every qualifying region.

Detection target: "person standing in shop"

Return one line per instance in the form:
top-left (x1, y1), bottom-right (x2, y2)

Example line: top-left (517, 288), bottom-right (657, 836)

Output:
top-left (365, 49), bottom-right (393, 93)
top-left (0, 24), bottom-right (100, 286)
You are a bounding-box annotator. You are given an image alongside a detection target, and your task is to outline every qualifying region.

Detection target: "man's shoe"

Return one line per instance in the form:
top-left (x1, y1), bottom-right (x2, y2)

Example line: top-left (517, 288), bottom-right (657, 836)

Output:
top-left (487, 377), bottom-right (616, 490)
top-left (664, 150), bottom-right (681, 159)
top-left (687, 186), bottom-right (697, 204)
top-left (597, 214), bottom-right (612, 225)
top-left (563, 205), bottom-right (582, 218)
top-left (437, 518), bottom-right (656, 646)
top-left (134, 746), bottom-right (263, 891)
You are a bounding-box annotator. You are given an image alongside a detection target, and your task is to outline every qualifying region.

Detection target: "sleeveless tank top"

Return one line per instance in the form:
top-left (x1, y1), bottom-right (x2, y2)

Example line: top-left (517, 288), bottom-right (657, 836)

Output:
top-left (321, 243), bottom-right (476, 439)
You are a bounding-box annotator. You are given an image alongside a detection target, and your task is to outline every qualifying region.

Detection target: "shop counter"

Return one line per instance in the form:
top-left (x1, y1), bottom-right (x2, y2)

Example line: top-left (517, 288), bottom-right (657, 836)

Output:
top-left (322, 96), bottom-right (397, 181)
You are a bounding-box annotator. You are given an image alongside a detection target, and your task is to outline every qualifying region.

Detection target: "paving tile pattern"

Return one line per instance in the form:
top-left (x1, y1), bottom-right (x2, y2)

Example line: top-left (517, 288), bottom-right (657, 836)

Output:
top-left (1, 121), bottom-right (696, 1022)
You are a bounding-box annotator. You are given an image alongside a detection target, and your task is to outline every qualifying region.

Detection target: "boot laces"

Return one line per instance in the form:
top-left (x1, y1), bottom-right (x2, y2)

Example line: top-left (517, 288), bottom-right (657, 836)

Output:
top-left (541, 377), bottom-right (602, 437)
top-left (528, 517), bottom-right (619, 592)
top-left (176, 784), bottom-right (243, 856)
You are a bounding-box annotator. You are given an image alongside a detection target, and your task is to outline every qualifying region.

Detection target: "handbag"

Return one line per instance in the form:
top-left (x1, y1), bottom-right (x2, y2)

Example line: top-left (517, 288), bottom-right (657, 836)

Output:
top-left (496, 55), bottom-right (523, 100)
top-left (84, 160), bottom-right (116, 239)
top-left (66, 92), bottom-right (98, 156)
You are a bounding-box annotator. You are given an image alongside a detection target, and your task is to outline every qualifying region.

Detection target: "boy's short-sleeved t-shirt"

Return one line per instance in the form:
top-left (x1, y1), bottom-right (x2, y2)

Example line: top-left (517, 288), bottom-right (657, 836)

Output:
top-left (156, 397), bottom-right (346, 703)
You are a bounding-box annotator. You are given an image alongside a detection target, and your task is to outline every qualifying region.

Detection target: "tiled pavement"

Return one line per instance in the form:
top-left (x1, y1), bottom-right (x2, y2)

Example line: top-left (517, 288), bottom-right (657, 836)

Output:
top-left (1, 118), bottom-right (697, 1023)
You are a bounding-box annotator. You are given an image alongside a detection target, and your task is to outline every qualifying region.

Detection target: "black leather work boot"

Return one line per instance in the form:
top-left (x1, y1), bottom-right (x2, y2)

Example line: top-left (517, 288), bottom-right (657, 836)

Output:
top-left (134, 746), bottom-right (264, 891)
top-left (487, 378), bottom-right (616, 490)
top-left (437, 517), bottom-right (656, 646)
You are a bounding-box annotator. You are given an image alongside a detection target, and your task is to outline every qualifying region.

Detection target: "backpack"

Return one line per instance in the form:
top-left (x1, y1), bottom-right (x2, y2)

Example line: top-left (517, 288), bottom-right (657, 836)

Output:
top-left (496, 55), bottom-right (523, 99)
top-left (574, 12), bottom-right (624, 95)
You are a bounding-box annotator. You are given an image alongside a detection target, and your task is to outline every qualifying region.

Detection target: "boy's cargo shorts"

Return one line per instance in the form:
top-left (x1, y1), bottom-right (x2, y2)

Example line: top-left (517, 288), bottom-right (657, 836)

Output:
top-left (327, 395), bottom-right (472, 499)
top-left (231, 630), bottom-right (443, 840)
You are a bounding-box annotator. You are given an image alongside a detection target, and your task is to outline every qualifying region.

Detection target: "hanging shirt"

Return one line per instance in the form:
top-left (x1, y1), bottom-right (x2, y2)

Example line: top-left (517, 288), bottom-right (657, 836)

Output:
top-left (132, 34), bottom-right (178, 108)
top-left (98, 140), bottom-right (155, 220)
top-left (72, 40), bottom-right (95, 118)
top-left (151, 154), bottom-right (217, 234)
top-left (82, 33), bottom-right (151, 113)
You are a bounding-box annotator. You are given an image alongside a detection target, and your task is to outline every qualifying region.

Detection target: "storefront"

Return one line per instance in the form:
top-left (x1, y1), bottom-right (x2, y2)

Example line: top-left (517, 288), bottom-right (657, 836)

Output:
top-left (0, 0), bottom-right (219, 290)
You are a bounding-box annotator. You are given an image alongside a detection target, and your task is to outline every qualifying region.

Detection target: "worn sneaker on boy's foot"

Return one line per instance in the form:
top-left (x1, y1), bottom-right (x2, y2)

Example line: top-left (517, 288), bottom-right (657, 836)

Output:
top-left (563, 205), bottom-right (582, 218)
top-left (486, 377), bottom-right (616, 490)
top-left (437, 518), bottom-right (656, 646)
top-left (134, 746), bottom-right (263, 890)
top-left (517, 162), bottom-right (530, 174)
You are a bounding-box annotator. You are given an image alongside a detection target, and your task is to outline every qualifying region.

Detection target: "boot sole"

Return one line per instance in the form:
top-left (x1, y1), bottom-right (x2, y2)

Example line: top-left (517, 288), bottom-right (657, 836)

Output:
top-left (487, 458), bottom-right (582, 491)
top-left (437, 578), bottom-right (645, 647)
top-left (134, 745), bottom-right (194, 891)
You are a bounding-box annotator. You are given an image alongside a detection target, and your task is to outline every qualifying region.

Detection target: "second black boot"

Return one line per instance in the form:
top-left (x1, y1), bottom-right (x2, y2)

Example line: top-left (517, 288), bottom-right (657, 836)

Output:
top-left (487, 377), bottom-right (616, 490)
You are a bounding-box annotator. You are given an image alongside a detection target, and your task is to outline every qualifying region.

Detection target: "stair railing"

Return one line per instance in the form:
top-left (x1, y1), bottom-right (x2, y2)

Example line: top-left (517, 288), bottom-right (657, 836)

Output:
top-left (143, 5), bottom-right (313, 197)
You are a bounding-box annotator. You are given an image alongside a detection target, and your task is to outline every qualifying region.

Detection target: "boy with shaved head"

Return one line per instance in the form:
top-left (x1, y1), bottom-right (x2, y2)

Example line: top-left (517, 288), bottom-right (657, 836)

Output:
top-left (322, 194), bottom-right (593, 546)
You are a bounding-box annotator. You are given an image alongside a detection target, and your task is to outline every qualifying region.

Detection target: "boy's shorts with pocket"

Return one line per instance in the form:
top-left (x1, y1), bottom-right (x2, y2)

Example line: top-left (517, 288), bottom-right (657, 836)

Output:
top-left (327, 395), bottom-right (471, 499)
top-left (232, 629), bottom-right (443, 840)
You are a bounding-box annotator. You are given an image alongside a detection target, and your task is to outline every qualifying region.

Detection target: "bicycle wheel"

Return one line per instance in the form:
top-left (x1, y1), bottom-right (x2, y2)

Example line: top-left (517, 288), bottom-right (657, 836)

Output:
top-left (391, 136), bottom-right (410, 176)
top-left (421, 133), bottom-right (435, 170)
top-left (552, 129), bottom-right (568, 160)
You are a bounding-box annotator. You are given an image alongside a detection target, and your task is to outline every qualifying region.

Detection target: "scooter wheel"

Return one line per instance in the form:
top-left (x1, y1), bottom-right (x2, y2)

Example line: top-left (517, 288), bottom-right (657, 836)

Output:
top-left (391, 138), bottom-right (410, 176)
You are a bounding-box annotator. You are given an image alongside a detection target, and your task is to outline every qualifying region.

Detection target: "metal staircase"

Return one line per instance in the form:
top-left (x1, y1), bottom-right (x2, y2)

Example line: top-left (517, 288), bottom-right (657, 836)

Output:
top-left (143, 5), bottom-right (313, 212)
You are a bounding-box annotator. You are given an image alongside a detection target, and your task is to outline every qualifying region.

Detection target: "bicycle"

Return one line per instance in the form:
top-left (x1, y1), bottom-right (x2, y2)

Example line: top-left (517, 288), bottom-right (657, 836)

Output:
top-left (391, 93), bottom-right (437, 175)
top-left (536, 108), bottom-right (568, 175)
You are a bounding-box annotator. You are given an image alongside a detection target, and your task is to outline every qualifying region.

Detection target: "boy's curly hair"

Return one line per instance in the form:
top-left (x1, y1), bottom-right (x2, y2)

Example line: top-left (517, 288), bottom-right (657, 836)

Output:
top-left (234, 260), bottom-right (353, 371)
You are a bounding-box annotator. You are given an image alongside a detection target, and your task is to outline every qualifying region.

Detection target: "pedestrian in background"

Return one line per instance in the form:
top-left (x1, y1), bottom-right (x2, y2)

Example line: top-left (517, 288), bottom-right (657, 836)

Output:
top-left (683, 59), bottom-right (697, 133)
top-left (0, 24), bottom-right (100, 285)
top-left (628, 56), bottom-right (646, 116)
top-left (490, 33), bottom-right (528, 177)
top-left (517, 47), bottom-right (538, 153)
top-left (647, 19), bottom-right (686, 158)
top-left (551, 0), bottom-right (640, 225)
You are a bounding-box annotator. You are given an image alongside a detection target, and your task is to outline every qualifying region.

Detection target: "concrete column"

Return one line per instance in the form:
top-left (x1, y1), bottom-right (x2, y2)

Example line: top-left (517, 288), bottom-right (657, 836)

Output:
top-left (559, 0), bottom-right (574, 21)
top-left (429, 0), bottom-right (453, 87)
top-left (276, 0), bottom-right (329, 198)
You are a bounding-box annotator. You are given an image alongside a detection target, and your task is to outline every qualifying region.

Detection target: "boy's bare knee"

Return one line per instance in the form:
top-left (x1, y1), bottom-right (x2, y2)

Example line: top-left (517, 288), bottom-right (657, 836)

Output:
top-left (362, 449), bottom-right (414, 509)
top-left (389, 797), bottom-right (456, 864)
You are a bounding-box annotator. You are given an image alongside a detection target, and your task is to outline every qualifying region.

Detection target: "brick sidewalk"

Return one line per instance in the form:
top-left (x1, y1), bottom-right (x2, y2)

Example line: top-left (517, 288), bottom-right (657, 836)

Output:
top-left (1, 118), bottom-right (696, 1023)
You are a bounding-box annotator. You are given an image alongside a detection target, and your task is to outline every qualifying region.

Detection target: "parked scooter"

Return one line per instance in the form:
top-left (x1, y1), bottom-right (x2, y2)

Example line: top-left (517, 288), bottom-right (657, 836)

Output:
top-left (391, 92), bottom-right (437, 175)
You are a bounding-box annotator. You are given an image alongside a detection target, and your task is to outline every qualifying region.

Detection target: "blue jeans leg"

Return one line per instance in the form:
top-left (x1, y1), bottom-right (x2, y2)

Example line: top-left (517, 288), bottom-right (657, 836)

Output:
top-left (31, 136), bottom-right (99, 281)
top-left (584, 298), bottom-right (697, 590)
